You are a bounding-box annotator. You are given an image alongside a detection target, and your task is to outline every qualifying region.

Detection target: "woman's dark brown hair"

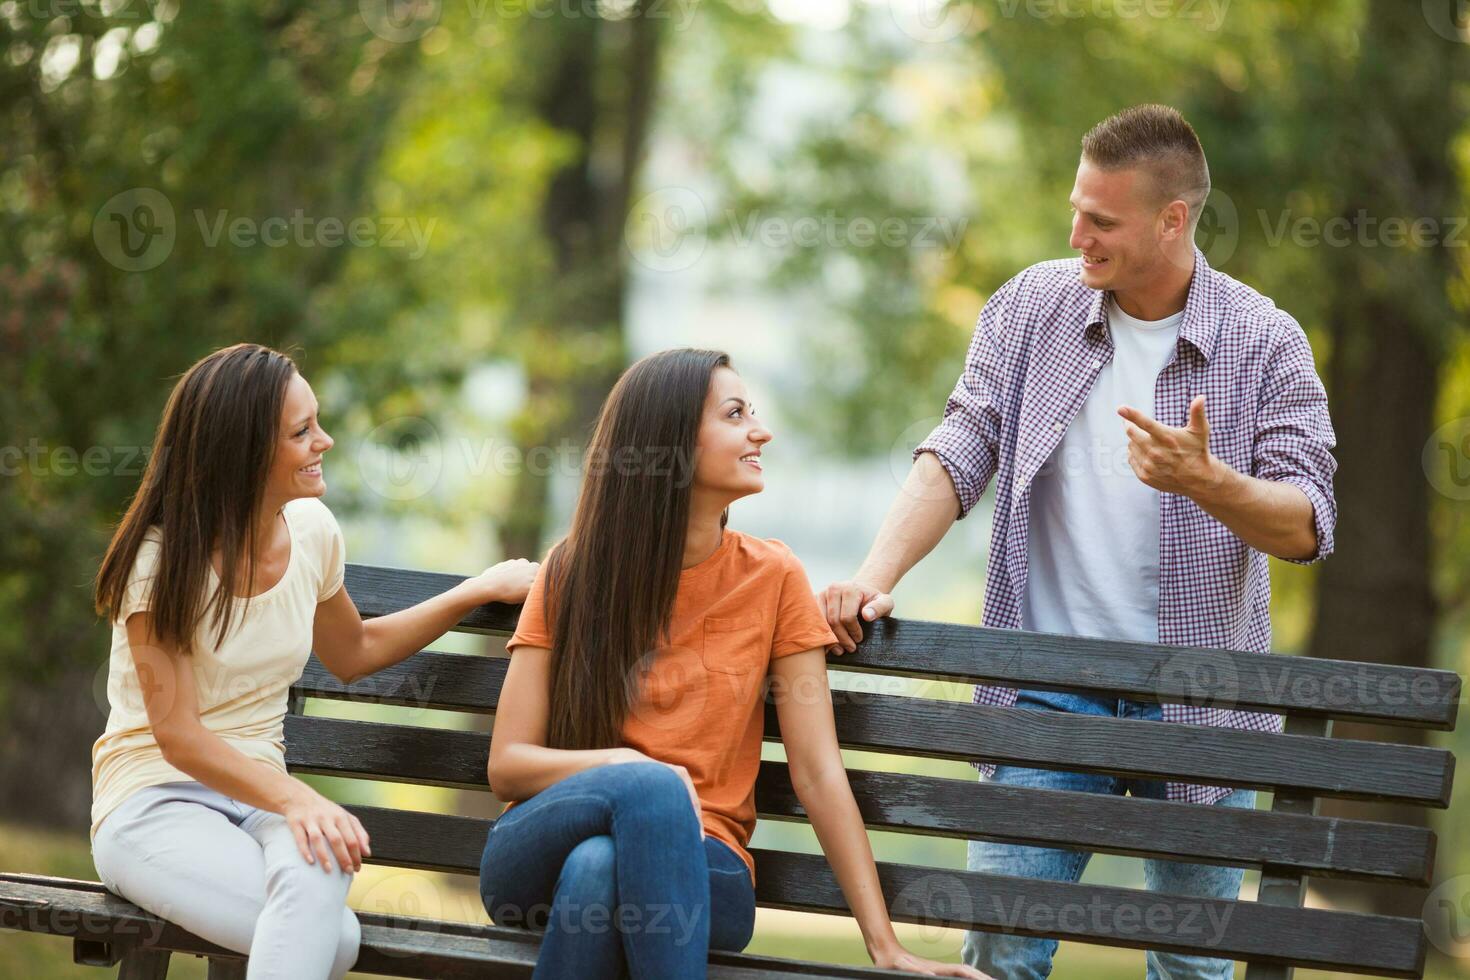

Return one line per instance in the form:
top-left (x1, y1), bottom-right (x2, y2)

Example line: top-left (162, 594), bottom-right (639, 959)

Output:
top-left (542, 348), bottom-right (731, 751)
top-left (94, 343), bottom-right (299, 654)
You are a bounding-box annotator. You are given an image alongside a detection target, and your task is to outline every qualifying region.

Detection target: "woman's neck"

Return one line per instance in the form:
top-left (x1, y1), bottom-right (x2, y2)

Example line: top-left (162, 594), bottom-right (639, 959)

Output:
top-left (683, 497), bottom-right (727, 569)
top-left (252, 500), bottom-right (286, 552)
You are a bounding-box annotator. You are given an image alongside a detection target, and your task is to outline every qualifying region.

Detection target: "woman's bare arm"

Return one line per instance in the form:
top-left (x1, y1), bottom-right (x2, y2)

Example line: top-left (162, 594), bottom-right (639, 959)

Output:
top-left (771, 648), bottom-right (987, 977)
top-left (123, 612), bottom-right (369, 873)
top-left (311, 560), bottom-right (537, 685)
top-left (486, 645), bottom-right (636, 800)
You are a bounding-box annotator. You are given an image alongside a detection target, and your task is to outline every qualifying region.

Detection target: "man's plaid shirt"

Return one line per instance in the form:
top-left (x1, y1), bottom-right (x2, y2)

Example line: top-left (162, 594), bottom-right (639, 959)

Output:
top-left (914, 247), bottom-right (1338, 804)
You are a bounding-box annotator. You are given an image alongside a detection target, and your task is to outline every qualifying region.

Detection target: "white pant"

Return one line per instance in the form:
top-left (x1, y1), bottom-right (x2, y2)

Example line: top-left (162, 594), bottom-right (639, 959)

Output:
top-left (91, 781), bottom-right (360, 980)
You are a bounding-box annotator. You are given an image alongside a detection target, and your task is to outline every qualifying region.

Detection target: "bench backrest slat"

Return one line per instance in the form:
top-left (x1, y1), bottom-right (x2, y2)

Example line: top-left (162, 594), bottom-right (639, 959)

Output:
top-left (292, 655), bottom-right (1456, 806)
top-left (343, 564), bottom-right (1461, 729)
top-left (283, 714), bottom-right (1435, 881)
top-left (758, 849), bottom-right (1427, 977)
top-left (336, 803), bottom-right (1427, 977)
top-left (302, 562), bottom-right (1456, 980)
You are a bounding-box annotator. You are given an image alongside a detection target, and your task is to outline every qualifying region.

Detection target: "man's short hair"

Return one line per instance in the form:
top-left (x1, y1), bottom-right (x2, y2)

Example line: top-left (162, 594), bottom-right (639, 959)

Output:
top-left (1081, 104), bottom-right (1210, 228)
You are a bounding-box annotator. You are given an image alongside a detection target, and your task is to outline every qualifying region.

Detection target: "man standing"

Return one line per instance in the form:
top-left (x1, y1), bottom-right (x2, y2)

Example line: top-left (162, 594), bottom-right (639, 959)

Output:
top-left (818, 104), bottom-right (1337, 980)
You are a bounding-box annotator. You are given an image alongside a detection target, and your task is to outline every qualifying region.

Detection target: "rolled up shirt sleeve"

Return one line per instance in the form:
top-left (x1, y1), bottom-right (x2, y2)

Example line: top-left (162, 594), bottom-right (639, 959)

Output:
top-left (912, 278), bottom-right (1013, 519)
top-left (1252, 318), bottom-right (1338, 564)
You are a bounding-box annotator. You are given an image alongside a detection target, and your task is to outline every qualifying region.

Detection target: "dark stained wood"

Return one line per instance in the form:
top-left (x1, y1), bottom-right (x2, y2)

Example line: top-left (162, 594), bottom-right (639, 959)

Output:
top-left (753, 765), bottom-right (1435, 885)
top-left (8, 855), bottom-right (1425, 976)
top-left (342, 564), bottom-right (1461, 729)
top-left (8, 562), bottom-right (1456, 978)
top-left (752, 851), bottom-right (1427, 977)
top-left (116, 949), bottom-right (171, 980)
top-left (344, 806), bottom-right (493, 874)
top-left (0, 874), bottom-right (928, 979)
top-left (804, 694), bottom-right (1454, 808)
top-left (1245, 715), bottom-right (1333, 980)
top-left (843, 619), bottom-right (1459, 731)
top-left (298, 652), bottom-right (499, 715)
top-left (336, 773), bottom-right (1432, 888)
top-left (284, 679), bottom-right (1455, 807)
top-left (346, 565), bottom-right (522, 636)
top-left (392, 840), bottom-right (1428, 975)
top-left (71, 938), bottom-right (121, 967)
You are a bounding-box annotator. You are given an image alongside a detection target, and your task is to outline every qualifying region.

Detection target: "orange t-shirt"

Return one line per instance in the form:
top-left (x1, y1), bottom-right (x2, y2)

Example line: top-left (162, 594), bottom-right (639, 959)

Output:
top-left (500, 529), bottom-right (838, 884)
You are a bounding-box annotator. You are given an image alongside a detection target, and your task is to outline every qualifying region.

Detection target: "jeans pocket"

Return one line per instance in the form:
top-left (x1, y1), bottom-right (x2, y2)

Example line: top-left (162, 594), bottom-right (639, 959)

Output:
top-left (708, 871), bottom-right (756, 952)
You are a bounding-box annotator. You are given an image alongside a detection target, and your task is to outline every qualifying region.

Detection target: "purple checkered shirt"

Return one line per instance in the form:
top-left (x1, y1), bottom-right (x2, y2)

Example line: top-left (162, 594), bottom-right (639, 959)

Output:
top-left (914, 247), bottom-right (1338, 805)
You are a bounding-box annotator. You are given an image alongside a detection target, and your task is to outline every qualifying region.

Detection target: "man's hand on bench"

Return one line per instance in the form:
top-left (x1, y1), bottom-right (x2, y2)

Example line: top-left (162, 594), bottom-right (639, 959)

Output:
top-left (817, 579), bottom-right (894, 655)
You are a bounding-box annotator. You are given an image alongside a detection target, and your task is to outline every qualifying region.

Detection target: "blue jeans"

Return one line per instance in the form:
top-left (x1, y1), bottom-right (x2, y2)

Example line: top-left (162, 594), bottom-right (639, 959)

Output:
top-left (479, 762), bottom-right (756, 979)
top-left (963, 689), bottom-right (1257, 980)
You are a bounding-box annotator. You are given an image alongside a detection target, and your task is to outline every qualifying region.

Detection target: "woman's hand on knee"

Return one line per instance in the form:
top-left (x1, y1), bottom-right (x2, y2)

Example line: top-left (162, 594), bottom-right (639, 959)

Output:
top-left (607, 750), bottom-right (705, 838)
top-left (284, 784), bottom-right (372, 874)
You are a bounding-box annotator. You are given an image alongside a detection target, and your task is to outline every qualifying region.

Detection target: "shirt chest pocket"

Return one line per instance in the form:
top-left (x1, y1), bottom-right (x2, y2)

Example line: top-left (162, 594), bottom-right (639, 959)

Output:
top-left (701, 617), bottom-right (767, 675)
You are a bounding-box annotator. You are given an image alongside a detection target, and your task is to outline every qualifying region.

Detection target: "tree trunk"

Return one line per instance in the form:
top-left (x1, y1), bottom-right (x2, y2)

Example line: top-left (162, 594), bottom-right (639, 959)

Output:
top-left (1305, 0), bottom-right (1460, 918)
top-left (497, 3), bottom-right (663, 561)
top-left (0, 663), bottom-right (102, 828)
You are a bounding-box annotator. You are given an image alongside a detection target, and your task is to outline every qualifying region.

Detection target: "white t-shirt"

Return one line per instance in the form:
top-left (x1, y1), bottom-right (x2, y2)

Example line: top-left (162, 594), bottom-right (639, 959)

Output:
top-left (1021, 295), bottom-right (1184, 643)
top-left (90, 496), bottom-right (345, 839)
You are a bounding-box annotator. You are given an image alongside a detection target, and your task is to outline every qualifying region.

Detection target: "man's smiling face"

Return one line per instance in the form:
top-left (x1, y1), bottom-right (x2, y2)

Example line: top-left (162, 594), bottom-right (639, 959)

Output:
top-left (1068, 157), bottom-right (1180, 295)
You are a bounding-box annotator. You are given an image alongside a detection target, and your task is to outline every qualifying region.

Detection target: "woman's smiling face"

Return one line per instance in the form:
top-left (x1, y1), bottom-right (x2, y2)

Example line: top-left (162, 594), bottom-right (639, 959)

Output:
top-left (693, 366), bottom-right (772, 502)
top-left (263, 372), bottom-right (334, 505)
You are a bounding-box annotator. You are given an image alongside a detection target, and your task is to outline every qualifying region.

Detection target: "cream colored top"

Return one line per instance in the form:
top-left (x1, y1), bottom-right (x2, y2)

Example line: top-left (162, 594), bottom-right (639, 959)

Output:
top-left (90, 496), bottom-right (345, 840)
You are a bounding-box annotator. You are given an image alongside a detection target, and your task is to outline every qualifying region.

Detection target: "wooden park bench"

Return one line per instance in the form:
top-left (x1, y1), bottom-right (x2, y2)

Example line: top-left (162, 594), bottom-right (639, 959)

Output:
top-left (1, 560), bottom-right (1461, 978)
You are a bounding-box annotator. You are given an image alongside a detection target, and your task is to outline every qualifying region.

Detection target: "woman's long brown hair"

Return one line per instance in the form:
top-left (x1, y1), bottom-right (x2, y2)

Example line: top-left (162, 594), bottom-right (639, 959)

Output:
top-left (542, 348), bottom-right (731, 751)
top-left (94, 344), bottom-right (299, 654)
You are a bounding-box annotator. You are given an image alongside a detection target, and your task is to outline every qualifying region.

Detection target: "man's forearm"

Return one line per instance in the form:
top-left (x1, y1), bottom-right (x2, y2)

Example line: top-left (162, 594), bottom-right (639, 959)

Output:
top-left (1190, 457), bottom-right (1318, 561)
top-left (856, 452), bottom-right (962, 591)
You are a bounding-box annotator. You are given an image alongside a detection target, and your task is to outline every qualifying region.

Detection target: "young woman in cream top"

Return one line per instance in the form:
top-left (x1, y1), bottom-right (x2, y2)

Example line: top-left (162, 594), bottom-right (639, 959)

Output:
top-left (90, 343), bottom-right (536, 979)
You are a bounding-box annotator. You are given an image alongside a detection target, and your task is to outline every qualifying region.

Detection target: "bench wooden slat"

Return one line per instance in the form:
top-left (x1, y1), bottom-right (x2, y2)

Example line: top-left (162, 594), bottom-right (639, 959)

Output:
top-left (338, 767), bottom-right (1431, 887)
top-left (347, 565), bottom-right (522, 635)
top-left (756, 851), bottom-right (1426, 977)
top-left (322, 809), bottom-right (1425, 976)
top-left (291, 658), bottom-right (1456, 806)
top-left (752, 766), bottom-right (1435, 885)
top-left (343, 564), bottom-right (1461, 729)
top-left (843, 619), bottom-right (1460, 731)
top-left (284, 717), bottom-right (1435, 880)
top-left (808, 692), bottom-right (1453, 807)
top-left (0, 874), bottom-right (906, 979)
